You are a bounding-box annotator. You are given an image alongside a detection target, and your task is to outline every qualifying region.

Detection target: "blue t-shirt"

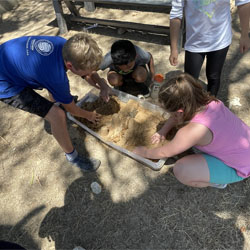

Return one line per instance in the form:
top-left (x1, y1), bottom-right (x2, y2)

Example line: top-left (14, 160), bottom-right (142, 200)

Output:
top-left (0, 36), bottom-right (73, 104)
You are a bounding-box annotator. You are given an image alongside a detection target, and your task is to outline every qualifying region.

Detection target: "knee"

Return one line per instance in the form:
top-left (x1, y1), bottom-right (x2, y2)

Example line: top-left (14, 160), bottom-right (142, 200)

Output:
top-left (173, 160), bottom-right (190, 185)
top-left (132, 68), bottom-right (147, 83)
top-left (108, 73), bottom-right (123, 87)
top-left (51, 105), bottom-right (66, 123)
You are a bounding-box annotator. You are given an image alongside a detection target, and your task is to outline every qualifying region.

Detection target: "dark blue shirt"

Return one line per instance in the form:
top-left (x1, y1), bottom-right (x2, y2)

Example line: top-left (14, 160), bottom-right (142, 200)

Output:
top-left (0, 36), bottom-right (73, 104)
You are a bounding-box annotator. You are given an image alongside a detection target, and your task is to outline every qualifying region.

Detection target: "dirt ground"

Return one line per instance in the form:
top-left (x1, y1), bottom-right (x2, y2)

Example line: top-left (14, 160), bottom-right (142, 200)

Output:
top-left (1, 1), bottom-right (250, 250)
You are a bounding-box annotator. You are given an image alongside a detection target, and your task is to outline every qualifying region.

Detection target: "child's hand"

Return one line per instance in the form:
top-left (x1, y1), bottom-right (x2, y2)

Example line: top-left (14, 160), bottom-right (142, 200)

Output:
top-left (133, 146), bottom-right (147, 158)
top-left (100, 85), bottom-right (113, 102)
top-left (86, 111), bottom-right (101, 125)
top-left (240, 35), bottom-right (250, 54)
top-left (169, 48), bottom-right (179, 66)
top-left (151, 132), bottom-right (165, 144)
top-left (151, 73), bottom-right (155, 82)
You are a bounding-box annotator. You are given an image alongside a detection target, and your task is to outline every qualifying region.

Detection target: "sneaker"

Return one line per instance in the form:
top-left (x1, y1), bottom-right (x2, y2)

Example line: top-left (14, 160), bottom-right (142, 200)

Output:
top-left (70, 156), bottom-right (101, 172)
top-left (210, 183), bottom-right (227, 189)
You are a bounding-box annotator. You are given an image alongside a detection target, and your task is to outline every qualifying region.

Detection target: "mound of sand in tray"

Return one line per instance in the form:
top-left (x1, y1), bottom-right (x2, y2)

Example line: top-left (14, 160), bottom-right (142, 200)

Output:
top-left (76, 96), bottom-right (167, 151)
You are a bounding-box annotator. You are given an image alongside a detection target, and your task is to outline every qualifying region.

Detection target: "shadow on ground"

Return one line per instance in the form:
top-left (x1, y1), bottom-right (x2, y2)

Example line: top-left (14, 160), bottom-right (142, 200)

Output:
top-left (0, 206), bottom-right (45, 249)
top-left (38, 174), bottom-right (250, 250)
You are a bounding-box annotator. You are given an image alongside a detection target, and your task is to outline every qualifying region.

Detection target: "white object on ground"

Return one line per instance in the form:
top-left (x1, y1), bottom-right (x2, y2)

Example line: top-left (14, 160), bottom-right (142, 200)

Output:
top-left (73, 247), bottom-right (86, 250)
top-left (137, 94), bottom-right (145, 100)
top-left (91, 181), bottom-right (102, 194)
top-left (83, 23), bottom-right (98, 31)
top-left (228, 97), bottom-right (242, 109)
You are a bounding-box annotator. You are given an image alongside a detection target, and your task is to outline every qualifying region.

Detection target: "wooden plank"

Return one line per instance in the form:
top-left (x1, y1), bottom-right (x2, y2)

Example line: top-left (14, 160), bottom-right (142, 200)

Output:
top-left (84, 2), bottom-right (96, 12)
top-left (69, 15), bottom-right (169, 34)
top-left (75, 0), bottom-right (172, 7)
top-left (52, 0), bottom-right (68, 34)
top-left (64, 0), bottom-right (80, 16)
top-left (74, 1), bottom-right (170, 13)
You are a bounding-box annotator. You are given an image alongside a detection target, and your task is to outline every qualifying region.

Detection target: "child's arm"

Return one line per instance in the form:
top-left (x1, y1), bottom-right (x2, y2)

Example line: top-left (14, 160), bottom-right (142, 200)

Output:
top-left (238, 3), bottom-right (250, 53)
top-left (85, 71), bottom-right (113, 102)
top-left (147, 53), bottom-right (155, 81)
top-left (84, 75), bottom-right (101, 89)
top-left (133, 122), bottom-right (209, 159)
top-left (151, 115), bottom-right (177, 144)
top-left (169, 18), bottom-right (182, 66)
top-left (62, 100), bottom-right (100, 123)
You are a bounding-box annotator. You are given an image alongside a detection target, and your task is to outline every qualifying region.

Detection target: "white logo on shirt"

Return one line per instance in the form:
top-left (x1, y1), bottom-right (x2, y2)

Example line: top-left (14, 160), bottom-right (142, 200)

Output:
top-left (34, 39), bottom-right (54, 56)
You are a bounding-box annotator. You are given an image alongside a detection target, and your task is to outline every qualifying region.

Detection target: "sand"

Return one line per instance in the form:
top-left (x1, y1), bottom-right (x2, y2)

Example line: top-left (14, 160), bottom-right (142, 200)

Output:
top-left (76, 96), bottom-right (167, 151)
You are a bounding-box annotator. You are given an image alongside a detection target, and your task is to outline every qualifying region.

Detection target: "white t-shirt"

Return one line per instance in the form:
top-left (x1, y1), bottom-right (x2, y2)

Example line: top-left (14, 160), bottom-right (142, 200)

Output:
top-left (170, 0), bottom-right (250, 52)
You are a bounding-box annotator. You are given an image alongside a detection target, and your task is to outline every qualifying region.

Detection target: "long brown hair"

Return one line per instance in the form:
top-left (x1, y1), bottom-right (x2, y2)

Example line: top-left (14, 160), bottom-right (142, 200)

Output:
top-left (158, 73), bottom-right (218, 123)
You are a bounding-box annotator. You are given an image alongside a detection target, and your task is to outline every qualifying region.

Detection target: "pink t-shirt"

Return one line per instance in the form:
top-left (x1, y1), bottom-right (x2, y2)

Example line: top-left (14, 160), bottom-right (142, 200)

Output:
top-left (191, 100), bottom-right (250, 178)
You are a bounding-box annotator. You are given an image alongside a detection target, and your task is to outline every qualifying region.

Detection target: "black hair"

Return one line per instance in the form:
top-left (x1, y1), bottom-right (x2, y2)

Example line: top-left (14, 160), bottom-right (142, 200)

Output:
top-left (111, 40), bottom-right (136, 65)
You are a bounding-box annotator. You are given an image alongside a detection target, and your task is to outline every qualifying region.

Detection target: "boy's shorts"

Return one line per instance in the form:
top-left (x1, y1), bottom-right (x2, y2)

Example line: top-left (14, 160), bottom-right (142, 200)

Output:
top-left (0, 87), bottom-right (54, 118)
top-left (203, 154), bottom-right (245, 184)
top-left (113, 65), bottom-right (150, 96)
top-left (116, 79), bottom-right (149, 96)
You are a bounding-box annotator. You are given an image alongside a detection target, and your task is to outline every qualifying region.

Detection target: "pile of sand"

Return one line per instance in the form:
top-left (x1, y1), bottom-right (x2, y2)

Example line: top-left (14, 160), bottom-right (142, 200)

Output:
top-left (76, 96), bottom-right (166, 151)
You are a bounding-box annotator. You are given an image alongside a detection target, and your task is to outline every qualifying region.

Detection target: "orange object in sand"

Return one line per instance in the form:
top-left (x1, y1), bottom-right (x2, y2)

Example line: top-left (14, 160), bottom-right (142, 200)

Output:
top-left (154, 74), bottom-right (164, 83)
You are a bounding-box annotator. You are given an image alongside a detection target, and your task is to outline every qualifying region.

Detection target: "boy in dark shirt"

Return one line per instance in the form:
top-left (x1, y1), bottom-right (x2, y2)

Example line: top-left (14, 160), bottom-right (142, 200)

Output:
top-left (99, 40), bottom-right (155, 97)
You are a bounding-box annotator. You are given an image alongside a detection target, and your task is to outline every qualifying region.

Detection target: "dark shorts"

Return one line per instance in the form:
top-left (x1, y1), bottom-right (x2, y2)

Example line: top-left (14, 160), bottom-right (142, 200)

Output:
top-left (112, 65), bottom-right (150, 96)
top-left (116, 64), bottom-right (148, 79)
top-left (116, 79), bottom-right (149, 96)
top-left (0, 87), bottom-right (54, 118)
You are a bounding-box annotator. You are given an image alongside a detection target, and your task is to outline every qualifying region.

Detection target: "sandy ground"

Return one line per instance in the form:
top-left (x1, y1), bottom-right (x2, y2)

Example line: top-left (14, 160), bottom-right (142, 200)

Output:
top-left (0, 1), bottom-right (250, 250)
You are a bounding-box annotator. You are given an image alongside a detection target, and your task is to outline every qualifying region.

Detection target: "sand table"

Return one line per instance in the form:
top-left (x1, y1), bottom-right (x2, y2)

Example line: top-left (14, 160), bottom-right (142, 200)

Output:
top-left (76, 96), bottom-right (167, 151)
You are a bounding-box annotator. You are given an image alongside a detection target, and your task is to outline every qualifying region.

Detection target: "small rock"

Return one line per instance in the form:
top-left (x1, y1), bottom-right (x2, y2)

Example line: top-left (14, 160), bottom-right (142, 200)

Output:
top-left (228, 97), bottom-right (242, 109)
top-left (91, 181), bottom-right (102, 194)
top-left (73, 247), bottom-right (86, 250)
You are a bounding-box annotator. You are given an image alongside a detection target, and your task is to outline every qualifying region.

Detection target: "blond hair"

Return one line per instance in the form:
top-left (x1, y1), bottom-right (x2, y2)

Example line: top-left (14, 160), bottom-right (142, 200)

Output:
top-left (159, 73), bottom-right (218, 123)
top-left (62, 32), bottom-right (103, 70)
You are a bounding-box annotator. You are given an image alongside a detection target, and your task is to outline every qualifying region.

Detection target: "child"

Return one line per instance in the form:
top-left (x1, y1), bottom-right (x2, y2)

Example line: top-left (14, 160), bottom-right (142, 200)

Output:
top-left (169, 0), bottom-right (250, 96)
top-left (0, 33), bottom-right (112, 172)
top-left (99, 39), bottom-right (155, 97)
top-left (133, 73), bottom-right (250, 188)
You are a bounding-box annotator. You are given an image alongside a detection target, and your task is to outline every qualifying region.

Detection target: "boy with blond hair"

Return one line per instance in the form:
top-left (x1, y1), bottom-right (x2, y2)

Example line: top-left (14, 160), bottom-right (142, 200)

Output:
top-left (0, 33), bottom-right (112, 171)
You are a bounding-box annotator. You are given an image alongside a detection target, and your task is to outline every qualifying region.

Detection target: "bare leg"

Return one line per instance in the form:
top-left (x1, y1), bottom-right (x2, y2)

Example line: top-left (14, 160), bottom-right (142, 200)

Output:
top-left (107, 71), bottom-right (123, 87)
top-left (173, 154), bottom-right (210, 188)
top-left (132, 66), bottom-right (148, 83)
top-left (44, 105), bottom-right (74, 153)
top-left (44, 105), bottom-right (100, 171)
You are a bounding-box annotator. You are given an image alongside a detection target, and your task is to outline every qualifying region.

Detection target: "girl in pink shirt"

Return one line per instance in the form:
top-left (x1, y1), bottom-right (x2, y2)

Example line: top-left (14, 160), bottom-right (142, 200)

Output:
top-left (133, 73), bottom-right (250, 188)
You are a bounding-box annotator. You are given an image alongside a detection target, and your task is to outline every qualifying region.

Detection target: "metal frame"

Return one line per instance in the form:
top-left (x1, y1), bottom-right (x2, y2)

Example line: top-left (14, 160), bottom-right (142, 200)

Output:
top-left (67, 88), bottom-right (168, 171)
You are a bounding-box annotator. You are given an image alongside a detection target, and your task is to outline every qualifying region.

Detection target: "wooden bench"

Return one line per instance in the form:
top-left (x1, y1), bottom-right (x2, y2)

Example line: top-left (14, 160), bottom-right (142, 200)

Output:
top-left (52, 0), bottom-right (184, 48)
